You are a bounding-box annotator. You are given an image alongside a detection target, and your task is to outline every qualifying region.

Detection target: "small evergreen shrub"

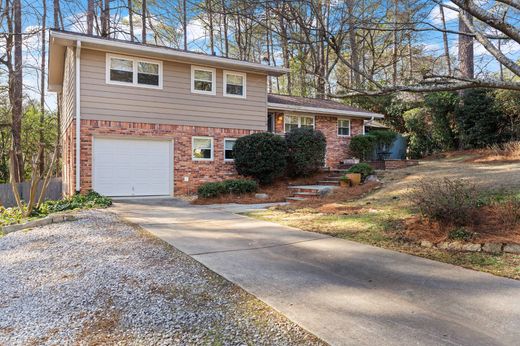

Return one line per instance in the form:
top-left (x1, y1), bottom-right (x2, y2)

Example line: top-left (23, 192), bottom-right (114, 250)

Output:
top-left (197, 182), bottom-right (227, 198)
top-left (234, 133), bottom-right (288, 185)
top-left (370, 130), bottom-right (398, 151)
top-left (349, 135), bottom-right (376, 161)
top-left (347, 163), bottom-right (375, 179)
top-left (286, 127), bottom-right (326, 177)
top-left (197, 179), bottom-right (258, 198)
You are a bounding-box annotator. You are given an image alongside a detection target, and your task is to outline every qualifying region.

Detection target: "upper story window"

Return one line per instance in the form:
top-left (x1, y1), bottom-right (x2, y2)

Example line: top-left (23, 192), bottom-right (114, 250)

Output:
top-left (338, 119), bottom-right (351, 136)
top-left (107, 54), bottom-right (162, 88)
top-left (191, 66), bottom-right (216, 95)
top-left (223, 71), bottom-right (246, 98)
top-left (284, 115), bottom-right (315, 133)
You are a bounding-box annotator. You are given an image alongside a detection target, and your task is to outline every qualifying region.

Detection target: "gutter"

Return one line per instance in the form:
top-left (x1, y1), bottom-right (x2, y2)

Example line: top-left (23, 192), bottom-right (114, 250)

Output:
top-left (75, 40), bottom-right (81, 193)
top-left (267, 102), bottom-right (385, 119)
top-left (50, 31), bottom-right (289, 77)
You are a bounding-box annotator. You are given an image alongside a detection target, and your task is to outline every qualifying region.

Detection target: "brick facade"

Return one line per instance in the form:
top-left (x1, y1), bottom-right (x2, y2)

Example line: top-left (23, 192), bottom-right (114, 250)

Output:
top-left (62, 116), bottom-right (366, 196)
top-left (273, 113), bottom-right (364, 168)
top-left (63, 119), bottom-right (258, 196)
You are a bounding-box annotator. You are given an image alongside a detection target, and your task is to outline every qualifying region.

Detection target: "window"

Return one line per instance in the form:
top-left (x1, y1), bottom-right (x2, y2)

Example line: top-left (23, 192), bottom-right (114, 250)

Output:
top-left (224, 139), bottom-right (237, 161)
top-left (138, 61), bottom-right (159, 86)
top-left (300, 116), bottom-right (314, 129)
top-left (284, 115), bottom-right (299, 133)
top-left (284, 115), bottom-right (315, 133)
top-left (223, 71), bottom-right (246, 98)
top-left (109, 57), bottom-right (133, 83)
top-left (107, 54), bottom-right (162, 88)
top-left (191, 66), bottom-right (216, 95)
top-left (192, 137), bottom-right (214, 160)
top-left (338, 119), bottom-right (351, 136)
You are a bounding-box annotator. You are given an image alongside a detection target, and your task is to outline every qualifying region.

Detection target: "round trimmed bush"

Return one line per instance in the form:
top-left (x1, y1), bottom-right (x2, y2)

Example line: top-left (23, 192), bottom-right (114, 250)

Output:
top-left (234, 132), bottom-right (288, 185)
top-left (346, 163), bottom-right (375, 180)
top-left (286, 127), bottom-right (326, 177)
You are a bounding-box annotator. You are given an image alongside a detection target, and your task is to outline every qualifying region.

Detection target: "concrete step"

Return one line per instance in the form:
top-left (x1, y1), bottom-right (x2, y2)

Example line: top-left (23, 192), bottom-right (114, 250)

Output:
top-left (286, 197), bottom-right (306, 202)
top-left (318, 180), bottom-right (341, 186)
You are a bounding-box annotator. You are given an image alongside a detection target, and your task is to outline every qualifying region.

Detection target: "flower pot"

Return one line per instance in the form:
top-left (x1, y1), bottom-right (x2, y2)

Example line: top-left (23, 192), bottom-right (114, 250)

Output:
top-left (346, 173), bottom-right (361, 186)
top-left (340, 180), bottom-right (350, 188)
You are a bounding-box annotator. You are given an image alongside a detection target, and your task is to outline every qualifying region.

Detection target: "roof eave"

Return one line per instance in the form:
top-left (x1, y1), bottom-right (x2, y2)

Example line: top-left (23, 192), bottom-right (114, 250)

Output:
top-left (49, 31), bottom-right (289, 77)
top-left (267, 102), bottom-right (385, 119)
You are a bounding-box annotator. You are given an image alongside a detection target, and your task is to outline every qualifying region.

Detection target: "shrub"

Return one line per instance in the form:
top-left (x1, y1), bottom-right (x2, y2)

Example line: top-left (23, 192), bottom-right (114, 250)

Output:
top-left (346, 163), bottom-right (375, 179)
top-left (234, 133), bottom-right (288, 185)
top-left (349, 135), bottom-right (376, 161)
top-left (370, 130), bottom-right (397, 151)
top-left (222, 179), bottom-right (258, 195)
top-left (448, 228), bottom-right (475, 241)
top-left (197, 182), bottom-right (227, 198)
top-left (1, 191), bottom-right (112, 226)
top-left (285, 127), bottom-right (326, 177)
top-left (38, 191), bottom-right (112, 214)
top-left (408, 178), bottom-right (480, 226)
top-left (197, 179), bottom-right (258, 198)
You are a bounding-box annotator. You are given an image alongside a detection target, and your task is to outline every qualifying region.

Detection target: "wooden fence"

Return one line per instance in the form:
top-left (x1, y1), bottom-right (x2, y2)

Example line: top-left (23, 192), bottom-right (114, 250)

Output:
top-left (0, 178), bottom-right (62, 208)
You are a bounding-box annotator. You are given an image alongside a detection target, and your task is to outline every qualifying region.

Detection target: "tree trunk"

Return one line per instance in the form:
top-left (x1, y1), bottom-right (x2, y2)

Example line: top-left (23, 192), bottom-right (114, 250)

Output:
top-left (53, 0), bottom-right (61, 29)
top-left (141, 0), bottom-right (147, 43)
top-left (207, 0), bottom-right (215, 55)
top-left (347, 0), bottom-right (360, 88)
top-left (439, 4), bottom-right (452, 75)
top-left (392, 0), bottom-right (398, 86)
top-left (87, 0), bottom-right (94, 35)
top-left (39, 0), bottom-right (47, 176)
top-left (183, 0), bottom-right (187, 50)
top-left (11, 0), bottom-right (24, 182)
top-left (128, 0), bottom-right (134, 41)
top-left (221, 0), bottom-right (229, 57)
top-left (458, 10), bottom-right (474, 79)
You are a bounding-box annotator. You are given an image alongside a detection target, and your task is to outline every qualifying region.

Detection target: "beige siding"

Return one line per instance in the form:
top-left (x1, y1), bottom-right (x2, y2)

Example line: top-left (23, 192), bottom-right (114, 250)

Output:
top-left (80, 49), bottom-right (268, 130)
top-left (61, 47), bottom-right (75, 133)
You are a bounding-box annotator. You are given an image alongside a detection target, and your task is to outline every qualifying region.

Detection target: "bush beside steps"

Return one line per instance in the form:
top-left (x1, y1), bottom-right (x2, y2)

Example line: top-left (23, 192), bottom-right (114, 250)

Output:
top-left (197, 179), bottom-right (258, 199)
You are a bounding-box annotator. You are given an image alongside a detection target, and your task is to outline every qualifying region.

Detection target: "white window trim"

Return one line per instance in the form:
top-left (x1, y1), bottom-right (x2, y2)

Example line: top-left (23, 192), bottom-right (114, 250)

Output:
top-left (191, 65), bottom-right (216, 95)
top-left (283, 114), bottom-right (315, 133)
top-left (223, 138), bottom-right (237, 161)
top-left (192, 136), bottom-right (214, 161)
top-left (337, 118), bottom-right (351, 137)
top-left (223, 70), bottom-right (247, 98)
top-left (106, 53), bottom-right (163, 89)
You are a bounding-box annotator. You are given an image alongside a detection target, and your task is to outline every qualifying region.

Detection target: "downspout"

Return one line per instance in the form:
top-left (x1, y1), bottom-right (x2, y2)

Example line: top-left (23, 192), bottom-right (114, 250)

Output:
top-left (75, 40), bottom-right (81, 192)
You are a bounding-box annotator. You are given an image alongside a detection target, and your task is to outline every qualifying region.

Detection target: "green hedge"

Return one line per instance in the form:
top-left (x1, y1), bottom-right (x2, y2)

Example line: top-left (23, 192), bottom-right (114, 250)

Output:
top-left (234, 132), bottom-right (288, 185)
top-left (197, 179), bottom-right (258, 199)
top-left (349, 135), bottom-right (377, 161)
top-left (286, 127), bottom-right (327, 177)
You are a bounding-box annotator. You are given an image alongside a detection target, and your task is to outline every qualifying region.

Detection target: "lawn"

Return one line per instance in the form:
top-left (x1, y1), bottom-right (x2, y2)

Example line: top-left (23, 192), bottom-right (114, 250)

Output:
top-left (248, 155), bottom-right (520, 280)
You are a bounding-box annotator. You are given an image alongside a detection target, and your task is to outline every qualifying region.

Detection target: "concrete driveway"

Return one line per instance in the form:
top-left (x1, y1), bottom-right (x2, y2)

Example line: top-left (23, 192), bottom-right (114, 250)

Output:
top-left (113, 199), bottom-right (520, 346)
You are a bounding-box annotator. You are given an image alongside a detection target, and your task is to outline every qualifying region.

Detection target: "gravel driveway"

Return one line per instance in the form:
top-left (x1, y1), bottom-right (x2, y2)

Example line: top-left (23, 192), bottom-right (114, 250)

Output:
top-left (0, 210), bottom-right (322, 345)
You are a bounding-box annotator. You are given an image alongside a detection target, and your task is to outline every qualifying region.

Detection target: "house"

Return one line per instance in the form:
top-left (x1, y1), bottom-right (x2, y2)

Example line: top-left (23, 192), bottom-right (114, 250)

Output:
top-left (48, 30), bottom-right (383, 197)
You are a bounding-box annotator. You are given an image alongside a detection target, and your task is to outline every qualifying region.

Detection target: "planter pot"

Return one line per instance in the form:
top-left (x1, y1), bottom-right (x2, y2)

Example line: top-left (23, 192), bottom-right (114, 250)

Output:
top-left (340, 180), bottom-right (350, 188)
top-left (346, 173), bottom-right (361, 186)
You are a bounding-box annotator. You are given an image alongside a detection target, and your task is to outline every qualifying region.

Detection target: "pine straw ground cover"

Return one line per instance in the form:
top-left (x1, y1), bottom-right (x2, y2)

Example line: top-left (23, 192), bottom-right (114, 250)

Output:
top-left (247, 157), bottom-right (520, 280)
top-left (192, 173), bottom-right (330, 205)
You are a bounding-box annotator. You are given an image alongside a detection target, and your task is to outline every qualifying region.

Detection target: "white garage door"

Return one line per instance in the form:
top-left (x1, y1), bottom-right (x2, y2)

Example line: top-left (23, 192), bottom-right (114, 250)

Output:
top-left (93, 138), bottom-right (172, 197)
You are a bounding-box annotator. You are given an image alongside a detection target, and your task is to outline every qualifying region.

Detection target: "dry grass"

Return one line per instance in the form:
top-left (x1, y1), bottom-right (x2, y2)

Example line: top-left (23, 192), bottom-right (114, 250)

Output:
top-left (247, 157), bottom-right (520, 280)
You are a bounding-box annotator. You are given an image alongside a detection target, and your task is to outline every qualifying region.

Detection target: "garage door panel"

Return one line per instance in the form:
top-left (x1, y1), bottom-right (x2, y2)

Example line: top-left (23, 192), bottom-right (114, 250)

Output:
top-left (93, 138), bottom-right (172, 197)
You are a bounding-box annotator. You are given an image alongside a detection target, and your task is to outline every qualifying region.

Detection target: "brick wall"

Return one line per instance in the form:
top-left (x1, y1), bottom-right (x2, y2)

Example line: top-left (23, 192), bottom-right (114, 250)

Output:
top-left (76, 119), bottom-right (258, 195)
top-left (273, 113), bottom-right (364, 168)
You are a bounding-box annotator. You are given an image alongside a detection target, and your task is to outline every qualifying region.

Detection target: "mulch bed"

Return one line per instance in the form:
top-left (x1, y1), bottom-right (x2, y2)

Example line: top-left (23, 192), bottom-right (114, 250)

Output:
top-left (400, 205), bottom-right (520, 244)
